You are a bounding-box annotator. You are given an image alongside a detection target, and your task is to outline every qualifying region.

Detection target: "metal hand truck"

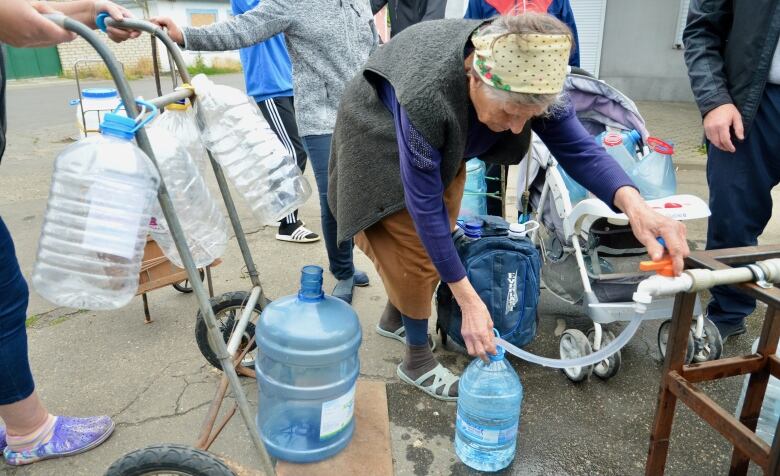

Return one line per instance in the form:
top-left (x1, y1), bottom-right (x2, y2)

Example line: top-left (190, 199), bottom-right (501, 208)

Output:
top-left (45, 14), bottom-right (276, 476)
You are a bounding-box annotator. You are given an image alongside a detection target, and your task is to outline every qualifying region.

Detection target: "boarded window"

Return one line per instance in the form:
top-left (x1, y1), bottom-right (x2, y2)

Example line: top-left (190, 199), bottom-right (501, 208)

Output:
top-left (190, 10), bottom-right (218, 27)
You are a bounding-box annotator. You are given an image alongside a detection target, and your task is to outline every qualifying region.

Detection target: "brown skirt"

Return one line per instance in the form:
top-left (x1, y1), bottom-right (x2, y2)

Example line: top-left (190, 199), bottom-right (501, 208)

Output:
top-left (355, 164), bottom-right (467, 319)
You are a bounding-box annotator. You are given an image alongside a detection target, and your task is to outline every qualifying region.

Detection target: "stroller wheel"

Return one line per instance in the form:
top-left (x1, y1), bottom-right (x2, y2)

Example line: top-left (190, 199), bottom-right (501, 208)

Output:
top-left (587, 328), bottom-right (621, 380)
top-left (691, 316), bottom-right (723, 363)
top-left (657, 319), bottom-right (694, 364)
top-left (559, 329), bottom-right (593, 382)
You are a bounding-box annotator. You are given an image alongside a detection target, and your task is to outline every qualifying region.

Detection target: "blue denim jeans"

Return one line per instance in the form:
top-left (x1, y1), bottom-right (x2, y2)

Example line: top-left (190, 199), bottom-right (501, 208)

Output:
top-left (706, 84), bottom-right (780, 325)
top-left (302, 134), bottom-right (354, 280)
top-left (0, 217), bottom-right (34, 404)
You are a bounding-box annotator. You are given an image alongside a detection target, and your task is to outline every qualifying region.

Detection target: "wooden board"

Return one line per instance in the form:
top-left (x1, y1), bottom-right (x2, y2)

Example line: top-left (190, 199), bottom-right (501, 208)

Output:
top-left (276, 379), bottom-right (393, 476)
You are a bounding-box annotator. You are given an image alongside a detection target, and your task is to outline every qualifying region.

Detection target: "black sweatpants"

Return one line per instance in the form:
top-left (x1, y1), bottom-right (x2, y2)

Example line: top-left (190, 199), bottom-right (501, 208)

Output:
top-left (257, 96), bottom-right (308, 226)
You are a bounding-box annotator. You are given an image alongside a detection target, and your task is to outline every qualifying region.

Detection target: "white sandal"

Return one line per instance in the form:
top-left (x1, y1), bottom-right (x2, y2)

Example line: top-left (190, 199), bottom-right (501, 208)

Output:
top-left (397, 363), bottom-right (458, 401)
top-left (376, 325), bottom-right (436, 351)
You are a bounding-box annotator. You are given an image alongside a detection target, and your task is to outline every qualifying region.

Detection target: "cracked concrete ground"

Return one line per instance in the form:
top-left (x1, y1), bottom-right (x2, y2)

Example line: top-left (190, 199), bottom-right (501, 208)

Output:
top-left (1, 74), bottom-right (779, 475)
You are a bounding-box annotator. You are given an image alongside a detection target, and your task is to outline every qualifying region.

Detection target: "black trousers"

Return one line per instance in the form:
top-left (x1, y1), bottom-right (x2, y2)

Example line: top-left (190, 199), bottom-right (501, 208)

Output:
top-left (257, 96), bottom-right (308, 226)
top-left (705, 84), bottom-right (780, 325)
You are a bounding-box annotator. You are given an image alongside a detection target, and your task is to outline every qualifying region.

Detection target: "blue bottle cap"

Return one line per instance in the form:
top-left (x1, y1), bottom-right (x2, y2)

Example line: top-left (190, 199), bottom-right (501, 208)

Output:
top-left (463, 220), bottom-right (482, 239)
top-left (99, 112), bottom-right (136, 140)
top-left (628, 129), bottom-right (641, 143)
top-left (83, 87), bottom-right (118, 99)
top-left (489, 345), bottom-right (506, 362)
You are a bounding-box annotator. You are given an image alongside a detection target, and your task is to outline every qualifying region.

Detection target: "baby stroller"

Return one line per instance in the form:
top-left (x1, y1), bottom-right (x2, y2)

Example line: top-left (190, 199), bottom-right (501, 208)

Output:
top-left (518, 70), bottom-right (722, 382)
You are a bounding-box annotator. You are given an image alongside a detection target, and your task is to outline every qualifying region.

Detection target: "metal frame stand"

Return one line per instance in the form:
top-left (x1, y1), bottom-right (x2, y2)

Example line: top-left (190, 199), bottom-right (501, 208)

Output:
top-left (646, 246), bottom-right (780, 475)
top-left (46, 14), bottom-right (275, 475)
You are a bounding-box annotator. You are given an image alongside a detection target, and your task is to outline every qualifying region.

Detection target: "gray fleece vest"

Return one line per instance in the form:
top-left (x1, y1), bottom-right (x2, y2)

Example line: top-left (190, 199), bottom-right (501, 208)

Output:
top-left (328, 19), bottom-right (531, 244)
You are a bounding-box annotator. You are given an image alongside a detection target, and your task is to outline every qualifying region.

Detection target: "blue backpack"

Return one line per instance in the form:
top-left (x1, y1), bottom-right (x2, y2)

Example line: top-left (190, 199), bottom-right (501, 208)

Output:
top-left (435, 216), bottom-right (542, 350)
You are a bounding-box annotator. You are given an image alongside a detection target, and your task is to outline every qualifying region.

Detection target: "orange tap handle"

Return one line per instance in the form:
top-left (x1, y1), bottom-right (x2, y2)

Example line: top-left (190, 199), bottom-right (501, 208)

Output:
top-left (639, 257), bottom-right (675, 277)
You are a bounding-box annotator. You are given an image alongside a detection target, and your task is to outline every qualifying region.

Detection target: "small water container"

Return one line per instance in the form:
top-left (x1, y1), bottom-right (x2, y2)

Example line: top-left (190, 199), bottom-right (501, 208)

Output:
top-left (602, 131), bottom-right (638, 174)
top-left (632, 137), bottom-right (677, 200)
top-left (460, 158), bottom-right (488, 220)
top-left (255, 266), bottom-right (362, 463)
top-left (73, 88), bottom-right (124, 138)
top-left (455, 333), bottom-right (523, 472)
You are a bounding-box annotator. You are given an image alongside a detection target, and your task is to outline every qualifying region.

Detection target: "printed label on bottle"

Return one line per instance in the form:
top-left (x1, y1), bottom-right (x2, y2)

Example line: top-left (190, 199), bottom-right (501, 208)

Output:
top-left (320, 384), bottom-right (356, 440)
top-left (82, 180), bottom-right (146, 259)
top-left (456, 412), bottom-right (517, 445)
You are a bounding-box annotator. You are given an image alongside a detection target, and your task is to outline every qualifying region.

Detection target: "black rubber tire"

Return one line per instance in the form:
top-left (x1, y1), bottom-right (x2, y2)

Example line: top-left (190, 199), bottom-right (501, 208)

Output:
top-left (195, 291), bottom-right (264, 370)
top-left (172, 269), bottom-right (206, 294)
top-left (104, 444), bottom-right (235, 476)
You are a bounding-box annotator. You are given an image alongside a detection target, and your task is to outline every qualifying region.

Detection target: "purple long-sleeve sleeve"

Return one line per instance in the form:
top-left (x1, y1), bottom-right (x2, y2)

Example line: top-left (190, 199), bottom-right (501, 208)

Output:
top-left (532, 101), bottom-right (636, 210)
top-left (377, 81), bottom-right (467, 283)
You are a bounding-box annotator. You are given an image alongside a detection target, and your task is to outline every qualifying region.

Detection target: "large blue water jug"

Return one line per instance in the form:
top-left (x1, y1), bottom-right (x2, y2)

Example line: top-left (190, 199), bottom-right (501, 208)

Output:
top-left (460, 158), bottom-right (488, 220)
top-left (255, 266), bottom-right (362, 463)
top-left (455, 336), bottom-right (523, 472)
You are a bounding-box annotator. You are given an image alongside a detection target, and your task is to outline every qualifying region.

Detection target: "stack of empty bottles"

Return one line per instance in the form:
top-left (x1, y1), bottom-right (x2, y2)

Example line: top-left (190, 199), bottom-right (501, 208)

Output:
top-left (192, 74), bottom-right (311, 225)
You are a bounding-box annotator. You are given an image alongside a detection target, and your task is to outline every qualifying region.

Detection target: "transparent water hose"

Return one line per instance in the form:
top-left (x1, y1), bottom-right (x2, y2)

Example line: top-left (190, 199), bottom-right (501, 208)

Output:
top-left (496, 313), bottom-right (643, 369)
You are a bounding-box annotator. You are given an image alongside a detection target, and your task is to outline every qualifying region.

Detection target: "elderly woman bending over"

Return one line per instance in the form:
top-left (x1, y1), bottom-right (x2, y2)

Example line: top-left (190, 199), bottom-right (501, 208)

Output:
top-left (329, 14), bottom-right (688, 401)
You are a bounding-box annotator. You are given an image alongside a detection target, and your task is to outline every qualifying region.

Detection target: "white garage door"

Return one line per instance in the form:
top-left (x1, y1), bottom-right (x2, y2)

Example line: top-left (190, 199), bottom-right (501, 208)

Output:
top-left (570, 0), bottom-right (607, 76)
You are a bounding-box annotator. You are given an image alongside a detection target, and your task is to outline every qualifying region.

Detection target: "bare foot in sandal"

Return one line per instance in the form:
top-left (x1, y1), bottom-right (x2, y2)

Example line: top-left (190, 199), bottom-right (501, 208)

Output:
top-left (397, 343), bottom-right (458, 401)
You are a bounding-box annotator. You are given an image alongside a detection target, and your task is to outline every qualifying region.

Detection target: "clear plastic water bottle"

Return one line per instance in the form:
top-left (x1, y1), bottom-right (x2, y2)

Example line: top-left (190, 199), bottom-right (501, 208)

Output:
top-left (255, 265), bottom-right (362, 463)
top-left (632, 137), bottom-right (677, 200)
top-left (596, 129), bottom-right (640, 157)
top-left (602, 131), bottom-right (637, 174)
top-left (32, 113), bottom-right (159, 310)
top-left (146, 123), bottom-right (227, 269)
top-left (459, 158), bottom-right (487, 220)
top-left (155, 100), bottom-right (209, 172)
top-left (191, 74), bottom-right (311, 225)
top-left (736, 338), bottom-right (780, 444)
top-left (455, 335), bottom-right (523, 472)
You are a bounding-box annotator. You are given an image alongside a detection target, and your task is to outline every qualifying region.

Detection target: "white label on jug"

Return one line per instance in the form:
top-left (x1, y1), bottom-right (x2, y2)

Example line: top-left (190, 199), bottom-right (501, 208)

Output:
top-left (456, 413), bottom-right (517, 445)
top-left (320, 384), bottom-right (356, 440)
top-left (83, 181), bottom-right (146, 259)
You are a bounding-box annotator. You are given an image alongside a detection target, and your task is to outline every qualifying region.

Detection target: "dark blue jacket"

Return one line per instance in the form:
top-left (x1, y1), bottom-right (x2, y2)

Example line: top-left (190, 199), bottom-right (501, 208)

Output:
top-left (463, 0), bottom-right (580, 67)
top-left (683, 0), bottom-right (780, 134)
top-left (231, 0), bottom-right (293, 102)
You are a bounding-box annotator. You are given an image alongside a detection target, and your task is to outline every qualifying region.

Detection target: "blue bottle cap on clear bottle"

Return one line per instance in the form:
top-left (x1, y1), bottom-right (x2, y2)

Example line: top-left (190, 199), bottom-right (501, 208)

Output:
top-left (464, 220), bottom-right (482, 239)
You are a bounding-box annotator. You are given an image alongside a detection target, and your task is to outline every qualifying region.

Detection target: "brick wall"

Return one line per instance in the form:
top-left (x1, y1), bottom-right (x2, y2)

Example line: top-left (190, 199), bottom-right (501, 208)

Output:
top-left (56, 33), bottom-right (159, 75)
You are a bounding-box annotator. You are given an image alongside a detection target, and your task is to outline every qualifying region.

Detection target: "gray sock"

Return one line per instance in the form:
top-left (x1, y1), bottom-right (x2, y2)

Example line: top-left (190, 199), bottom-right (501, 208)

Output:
top-left (402, 344), bottom-right (458, 398)
top-left (378, 300), bottom-right (403, 332)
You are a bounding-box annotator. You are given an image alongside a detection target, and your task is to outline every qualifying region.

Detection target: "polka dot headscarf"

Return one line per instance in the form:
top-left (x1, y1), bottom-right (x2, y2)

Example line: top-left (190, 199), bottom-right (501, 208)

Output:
top-left (471, 32), bottom-right (571, 94)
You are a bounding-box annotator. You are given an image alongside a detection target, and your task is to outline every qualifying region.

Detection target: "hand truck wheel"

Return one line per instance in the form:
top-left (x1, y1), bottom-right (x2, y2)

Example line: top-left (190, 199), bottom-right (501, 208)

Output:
top-left (104, 444), bottom-right (235, 476)
top-left (195, 291), bottom-right (263, 370)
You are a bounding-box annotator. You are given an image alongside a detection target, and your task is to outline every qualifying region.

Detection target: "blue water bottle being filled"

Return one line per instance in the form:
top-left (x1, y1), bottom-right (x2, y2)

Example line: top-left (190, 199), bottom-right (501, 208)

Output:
top-left (455, 330), bottom-right (523, 472)
top-left (255, 265), bottom-right (362, 463)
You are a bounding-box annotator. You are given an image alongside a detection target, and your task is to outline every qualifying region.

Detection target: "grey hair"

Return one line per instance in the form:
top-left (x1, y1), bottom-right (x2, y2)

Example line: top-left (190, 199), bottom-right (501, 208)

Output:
top-left (470, 13), bottom-right (574, 116)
